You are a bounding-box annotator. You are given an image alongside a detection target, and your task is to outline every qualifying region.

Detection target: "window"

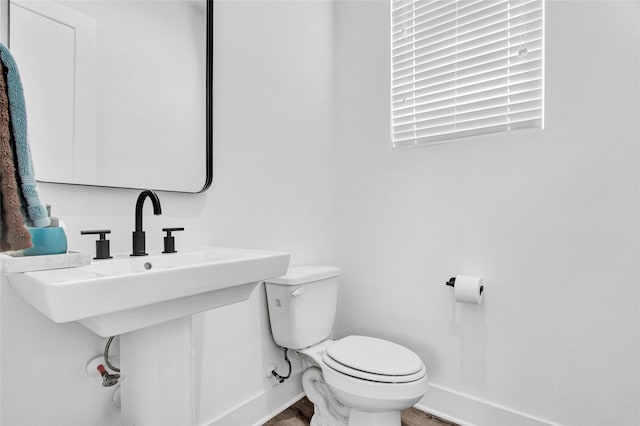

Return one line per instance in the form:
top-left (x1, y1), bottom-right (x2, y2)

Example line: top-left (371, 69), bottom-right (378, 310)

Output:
top-left (390, 0), bottom-right (544, 147)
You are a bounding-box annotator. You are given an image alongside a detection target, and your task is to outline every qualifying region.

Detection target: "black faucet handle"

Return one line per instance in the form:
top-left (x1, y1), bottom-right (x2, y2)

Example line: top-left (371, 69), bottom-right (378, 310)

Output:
top-left (162, 227), bottom-right (184, 254)
top-left (162, 227), bottom-right (185, 234)
top-left (81, 230), bottom-right (113, 260)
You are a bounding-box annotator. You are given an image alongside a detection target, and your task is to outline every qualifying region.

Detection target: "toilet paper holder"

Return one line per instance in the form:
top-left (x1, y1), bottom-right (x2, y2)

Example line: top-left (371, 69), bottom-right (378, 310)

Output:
top-left (445, 276), bottom-right (484, 296)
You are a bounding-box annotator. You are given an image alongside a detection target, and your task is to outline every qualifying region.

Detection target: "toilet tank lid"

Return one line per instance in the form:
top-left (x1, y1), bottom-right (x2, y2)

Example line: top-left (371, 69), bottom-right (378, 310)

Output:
top-left (265, 265), bottom-right (340, 285)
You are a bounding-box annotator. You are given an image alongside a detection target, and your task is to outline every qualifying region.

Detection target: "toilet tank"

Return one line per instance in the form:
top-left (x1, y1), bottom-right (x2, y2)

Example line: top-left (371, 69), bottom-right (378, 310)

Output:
top-left (264, 266), bottom-right (340, 350)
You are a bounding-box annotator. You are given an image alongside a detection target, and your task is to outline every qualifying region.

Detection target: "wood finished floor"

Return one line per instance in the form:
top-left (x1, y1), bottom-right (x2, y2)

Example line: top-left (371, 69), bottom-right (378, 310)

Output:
top-left (263, 397), bottom-right (459, 426)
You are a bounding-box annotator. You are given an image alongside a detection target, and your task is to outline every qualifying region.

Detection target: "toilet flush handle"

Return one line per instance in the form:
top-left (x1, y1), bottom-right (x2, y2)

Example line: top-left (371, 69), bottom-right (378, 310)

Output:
top-left (291, 287), bottom-right (305, 297)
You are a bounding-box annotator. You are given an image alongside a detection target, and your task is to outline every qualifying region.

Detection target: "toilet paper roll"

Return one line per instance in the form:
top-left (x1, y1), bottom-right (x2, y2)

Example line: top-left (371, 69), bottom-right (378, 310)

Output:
top-left (454, 275), bottom-right (484, 304)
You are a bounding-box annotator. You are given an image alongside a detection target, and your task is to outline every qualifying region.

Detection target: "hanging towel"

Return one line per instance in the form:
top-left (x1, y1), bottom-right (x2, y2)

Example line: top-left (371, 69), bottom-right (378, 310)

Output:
top-left (0, 61), bottom-right (32, 251)
top-left (0, 43), bottom-right (49, 228)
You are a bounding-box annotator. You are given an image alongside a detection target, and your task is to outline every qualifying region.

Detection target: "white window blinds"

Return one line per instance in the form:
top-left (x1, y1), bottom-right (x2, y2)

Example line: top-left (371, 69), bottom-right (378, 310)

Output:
top-left (391, 0), bottom-right (544, 147)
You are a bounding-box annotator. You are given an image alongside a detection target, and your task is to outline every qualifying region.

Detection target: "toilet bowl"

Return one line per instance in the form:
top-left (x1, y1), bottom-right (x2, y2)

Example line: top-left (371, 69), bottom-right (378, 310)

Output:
top-left (300, 336), bottom-right (428, 426)
top-left (265, 266), bottom-right (429, 426)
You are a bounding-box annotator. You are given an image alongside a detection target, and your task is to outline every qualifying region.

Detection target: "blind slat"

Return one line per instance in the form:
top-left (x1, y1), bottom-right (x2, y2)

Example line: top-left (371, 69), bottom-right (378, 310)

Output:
top-left (392, 0), bottom-right (459, 25)
top-left (392, 29), bottom-right (542, 75)
top-left (394, 0), bottom-right (535, 42)
top-left (392, 10), bottom-right (542, 58)
top-left (392, 47), bottom-right (539, 91)
top-left (393, 47), bottom-right (541, 96)
top-left (392, 0), bottom-right (497, 36)
top-left (392, 52), bottom-right (541, 99)
top-left (391, 0), bottom-right (544, 148)
top-left (392, 104), bottom-right (542, 139)
top-left (393, 88), bottom-right (542, 124)
top-left (392, 0), bottom-right (540, 48)
top-left (393, 70), bottom-right (542, 115)
top-left (393, 37), bottom-right (542, 80)
top-left (393, 116), bottom-right (541, 145)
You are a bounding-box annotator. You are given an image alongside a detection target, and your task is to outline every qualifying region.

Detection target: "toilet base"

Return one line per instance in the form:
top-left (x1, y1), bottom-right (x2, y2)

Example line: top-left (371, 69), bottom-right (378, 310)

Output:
top-left (348, 409), bottom-right (401, 426)
top-left (303, 366), bottom-right (349, 426)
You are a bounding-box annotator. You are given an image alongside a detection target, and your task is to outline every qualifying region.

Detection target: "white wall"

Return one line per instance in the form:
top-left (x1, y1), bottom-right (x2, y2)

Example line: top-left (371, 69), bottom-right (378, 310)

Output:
top-left (0, 0), bottom-right (334, 425)
top-left (333, 1), bottom-right (640, 426)
top-left (196, 1), bottom-right (335, 423)
top-left (0, 0), bottom-right (6, 43)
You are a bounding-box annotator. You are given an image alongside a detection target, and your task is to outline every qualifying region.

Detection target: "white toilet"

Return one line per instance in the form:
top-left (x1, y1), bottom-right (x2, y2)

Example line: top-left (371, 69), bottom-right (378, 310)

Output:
top-left (265, 266), bottom-right (429, 426)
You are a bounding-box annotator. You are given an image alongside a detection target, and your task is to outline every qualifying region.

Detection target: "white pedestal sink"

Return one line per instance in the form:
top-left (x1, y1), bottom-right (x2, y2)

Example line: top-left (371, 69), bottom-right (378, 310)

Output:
top-left (5, 246), bottom-right (290, 426)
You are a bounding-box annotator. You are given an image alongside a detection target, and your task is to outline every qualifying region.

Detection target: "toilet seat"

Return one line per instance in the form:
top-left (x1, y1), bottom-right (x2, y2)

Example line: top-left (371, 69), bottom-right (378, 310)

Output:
top-left (323, 353), bottom-right (427, 383)
top-left (321, 336), bottom-right (426, 384)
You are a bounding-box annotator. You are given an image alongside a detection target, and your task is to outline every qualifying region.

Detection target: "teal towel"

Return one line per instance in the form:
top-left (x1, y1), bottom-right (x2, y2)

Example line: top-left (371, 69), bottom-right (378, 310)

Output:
top-left (0, 43), bottom-right (49, 228)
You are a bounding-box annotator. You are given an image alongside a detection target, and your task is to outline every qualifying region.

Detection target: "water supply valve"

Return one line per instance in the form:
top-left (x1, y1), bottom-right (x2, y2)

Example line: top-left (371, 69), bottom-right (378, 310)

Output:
top-left (271, 347), bottom-right (292, 384)
top-left (97, 364), bottom-right (120, 387)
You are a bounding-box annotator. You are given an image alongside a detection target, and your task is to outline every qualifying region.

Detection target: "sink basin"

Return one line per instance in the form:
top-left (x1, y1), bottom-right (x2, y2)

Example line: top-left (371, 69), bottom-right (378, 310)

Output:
top-left (7, 246), bottom-right (290, 336)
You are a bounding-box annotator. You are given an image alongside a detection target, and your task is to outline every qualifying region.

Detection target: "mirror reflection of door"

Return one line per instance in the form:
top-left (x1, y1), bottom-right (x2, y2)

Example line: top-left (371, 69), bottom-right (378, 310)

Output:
top-left (9, 0), bottom-right (209, 192)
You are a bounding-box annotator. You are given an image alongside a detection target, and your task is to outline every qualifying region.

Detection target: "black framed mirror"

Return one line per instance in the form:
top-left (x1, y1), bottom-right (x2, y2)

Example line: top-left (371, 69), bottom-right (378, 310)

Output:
top-left (8, 0), bottom-right (212, 193)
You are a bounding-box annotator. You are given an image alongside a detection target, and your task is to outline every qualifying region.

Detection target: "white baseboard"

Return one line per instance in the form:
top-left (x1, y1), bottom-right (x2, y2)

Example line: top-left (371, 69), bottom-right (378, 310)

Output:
top-left (416, 384), bottom-right (562, 426)
top-left (202, 371), bottom-right (303, 426)
top-left (252, 389), bottom-right (306, 426)
top-left (203, 376), bottom-right (563, 426)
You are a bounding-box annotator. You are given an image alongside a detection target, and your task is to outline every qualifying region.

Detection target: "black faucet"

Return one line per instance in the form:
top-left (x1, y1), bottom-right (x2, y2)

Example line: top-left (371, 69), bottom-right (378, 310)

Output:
top-left (131, 190), bottom-right (162, 256)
